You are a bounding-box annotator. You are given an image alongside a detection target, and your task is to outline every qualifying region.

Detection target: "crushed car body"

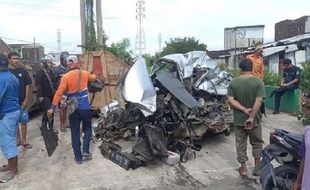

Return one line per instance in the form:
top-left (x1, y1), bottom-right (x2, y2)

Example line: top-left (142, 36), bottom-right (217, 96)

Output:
top-left (93, 51), bottom-right (233, 170)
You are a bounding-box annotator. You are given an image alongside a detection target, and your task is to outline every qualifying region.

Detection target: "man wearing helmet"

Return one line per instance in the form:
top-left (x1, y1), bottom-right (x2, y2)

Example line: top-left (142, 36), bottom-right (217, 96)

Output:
top-left (8, 52), bottom-right (32, 149)
top-left (53, 51), bottom-right (69, 132)
top-left (48, 55), bottom-right (96, 164)
top-left (35, 55), bottom-right (57, 132)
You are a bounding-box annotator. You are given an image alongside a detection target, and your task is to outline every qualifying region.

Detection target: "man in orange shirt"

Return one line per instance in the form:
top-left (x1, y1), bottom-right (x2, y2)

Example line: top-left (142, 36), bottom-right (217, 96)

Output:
top-left (47, 55), bottom-right (96, 164)
top-left (246, 45), bottom-right (264, 80)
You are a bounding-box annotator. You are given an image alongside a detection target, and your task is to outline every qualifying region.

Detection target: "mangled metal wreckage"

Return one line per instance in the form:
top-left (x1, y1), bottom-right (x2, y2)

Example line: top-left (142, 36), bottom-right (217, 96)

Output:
top-left (93, 51), bottom-right (233, 170)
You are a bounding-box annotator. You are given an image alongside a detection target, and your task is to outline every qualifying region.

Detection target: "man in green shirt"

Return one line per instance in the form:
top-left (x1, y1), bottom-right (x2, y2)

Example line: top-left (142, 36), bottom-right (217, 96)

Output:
top-left (228, 59), bottom-right (265, 178)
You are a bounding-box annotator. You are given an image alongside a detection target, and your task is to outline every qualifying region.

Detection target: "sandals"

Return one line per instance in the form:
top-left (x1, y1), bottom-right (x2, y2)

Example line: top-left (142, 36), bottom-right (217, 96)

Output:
top-left (20, 143), bottom-right (32, 149)
top-left (238, 167), bottom-right (249, 178)
top-left (0, 165), bottom-right (9, 172)
top-left (0, 171), bottom-right (15, 183)
top-left (60, 128), bottom-right (68, 132)
top-left (17, 143), bottom-right (32, 149)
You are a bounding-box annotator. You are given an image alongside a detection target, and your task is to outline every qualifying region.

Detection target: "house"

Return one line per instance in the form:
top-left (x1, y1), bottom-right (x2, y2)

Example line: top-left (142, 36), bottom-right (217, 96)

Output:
top-left (224, 25), bottom-right (265, 67)
top-left (234, 33), bottom-right (310, 73)
top-left (206, 50), bottom-right (230, 66)
top-left (8, 43), bottom-right (45, 64)
top-left (0, 38), bottom-right (12, 55)
top-left (263, 33), bottom-right (310, 73)
top-left (275, 16), bottom-right (310, 41)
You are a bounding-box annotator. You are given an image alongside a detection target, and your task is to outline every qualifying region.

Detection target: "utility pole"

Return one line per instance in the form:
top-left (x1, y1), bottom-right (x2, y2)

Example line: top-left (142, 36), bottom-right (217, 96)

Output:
top-left (57, 29), bottom-right (62, 52)
top-left (80, 0), bottom-right (86, 53)
top-left (96, 0), bottom-right (103, 48)
top-left (135, 0), bottom-right (146, 56)
top-left (33, 37), bottom-right (36, 63)
top-left (158, 33), bottom-right (162, 52)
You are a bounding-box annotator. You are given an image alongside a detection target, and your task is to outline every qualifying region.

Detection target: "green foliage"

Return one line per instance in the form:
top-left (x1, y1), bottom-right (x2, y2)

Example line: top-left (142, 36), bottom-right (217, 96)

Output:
top-left (142, 54), bottom-right (155, 71)
top-left (263, 69), bottom-right (282, 86)
top-left (102, 30), bottom-right (109, 48)
top-left (300, 62), bottom-right (310, 94)
top-left (160, 37), bottom-right (207, 57)
top-left (226, 67), bottom-right (240, 78)
top-left (107, 38), bottom-right (133, 64)
top-left (85, 0), bottom-right (97, 51)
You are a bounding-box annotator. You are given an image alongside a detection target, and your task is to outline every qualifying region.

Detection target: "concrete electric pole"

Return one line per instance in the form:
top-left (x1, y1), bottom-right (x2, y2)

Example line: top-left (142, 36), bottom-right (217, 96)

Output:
top-left (96, 0), bottom-right (103, 48)
top-left (80, 0), bottom-right (86, 53)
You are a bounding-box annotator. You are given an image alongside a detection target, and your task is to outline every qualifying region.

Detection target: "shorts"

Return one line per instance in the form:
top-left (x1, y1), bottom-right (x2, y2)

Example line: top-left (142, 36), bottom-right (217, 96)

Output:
top-left (19, 108), bottom-right (29, 124)
top-left (0, 110), bottom-right (20, 159)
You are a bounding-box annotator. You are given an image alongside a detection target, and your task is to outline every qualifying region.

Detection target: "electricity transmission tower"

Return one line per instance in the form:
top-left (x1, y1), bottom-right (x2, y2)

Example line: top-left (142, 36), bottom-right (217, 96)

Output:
top-left (57, 29), bottom-right (61, 52)
top-left (135, 0), bottom-right (146, 56)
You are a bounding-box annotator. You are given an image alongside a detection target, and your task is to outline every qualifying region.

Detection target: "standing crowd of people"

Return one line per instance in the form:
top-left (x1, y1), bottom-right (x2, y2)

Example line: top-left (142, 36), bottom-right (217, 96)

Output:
top-left (0, 46), bottom-right (308, 189)
top-left (0, 51), bottom-right (96, 182)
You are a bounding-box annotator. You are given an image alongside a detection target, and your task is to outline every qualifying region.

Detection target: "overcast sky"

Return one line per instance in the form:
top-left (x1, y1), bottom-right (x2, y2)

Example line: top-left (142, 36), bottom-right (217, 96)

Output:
top-left (0, 0), bottom-right (309, 55)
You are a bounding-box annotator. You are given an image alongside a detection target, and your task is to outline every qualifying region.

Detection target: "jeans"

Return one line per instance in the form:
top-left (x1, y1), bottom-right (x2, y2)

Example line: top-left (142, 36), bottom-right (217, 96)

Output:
top-left (0, 110), bottom-right (20, 159)
top-left (274, 85), bottom-right (298, 111)
top-left (69, 109), bottom-right (92, 161)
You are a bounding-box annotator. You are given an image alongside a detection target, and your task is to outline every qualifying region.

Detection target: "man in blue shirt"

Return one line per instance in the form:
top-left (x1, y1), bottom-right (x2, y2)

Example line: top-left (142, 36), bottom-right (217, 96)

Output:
top-left (270, 58), bottom-right (300, 114)
top-left (0, 53), bottom-right (20, 183)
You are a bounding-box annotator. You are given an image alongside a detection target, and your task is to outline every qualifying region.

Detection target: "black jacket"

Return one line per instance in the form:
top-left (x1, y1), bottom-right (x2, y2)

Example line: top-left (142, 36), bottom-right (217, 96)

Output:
top-left (35, 68), bottom-right (56, 99)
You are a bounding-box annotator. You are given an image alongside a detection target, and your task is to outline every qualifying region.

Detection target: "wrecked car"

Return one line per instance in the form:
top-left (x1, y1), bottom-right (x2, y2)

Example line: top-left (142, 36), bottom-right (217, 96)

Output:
top-left (93, 51), bottom-right (233, 170)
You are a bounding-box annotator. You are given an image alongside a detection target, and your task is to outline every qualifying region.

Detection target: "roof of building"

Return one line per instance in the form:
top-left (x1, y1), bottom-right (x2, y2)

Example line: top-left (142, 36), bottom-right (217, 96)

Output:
top-left (206, 50), bottom-right (231, 58)
top-left (0, 38), bottom-right (12, 54)
top-left (264, 33), bottom-right (310, 48)
top-left (8, 43), bottom-right (44, 48)
top-left (276, 15), bottom-right (310, 24)
top-left (263, 44), bottom-right (298, 57)
top-left (224, 25), bottom-right (265, 30)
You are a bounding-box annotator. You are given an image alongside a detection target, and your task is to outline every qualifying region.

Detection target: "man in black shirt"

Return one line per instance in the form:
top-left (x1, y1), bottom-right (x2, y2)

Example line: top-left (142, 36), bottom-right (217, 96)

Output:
top-left (35, 55), bottom-right (57, 132)
top-left (270, 58), bottom-right (300, 114)
top-left (8, 52), bottom-right (32, 149)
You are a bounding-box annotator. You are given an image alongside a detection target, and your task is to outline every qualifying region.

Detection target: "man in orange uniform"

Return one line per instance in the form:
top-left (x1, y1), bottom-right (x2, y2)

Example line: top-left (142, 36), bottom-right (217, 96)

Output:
top-left (48, 55), bottom-right (96, 164)
top-left (246, 45), bottom-right (264, 80)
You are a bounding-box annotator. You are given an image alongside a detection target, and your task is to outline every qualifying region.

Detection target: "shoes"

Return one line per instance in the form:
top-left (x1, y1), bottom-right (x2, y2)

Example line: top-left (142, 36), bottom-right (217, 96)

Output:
top-left (273, 111), bottom-right (279, 114)
top-left (82, 153), bottom-right (93, 161)
top-left (74, 158), bottom-right (83, 165)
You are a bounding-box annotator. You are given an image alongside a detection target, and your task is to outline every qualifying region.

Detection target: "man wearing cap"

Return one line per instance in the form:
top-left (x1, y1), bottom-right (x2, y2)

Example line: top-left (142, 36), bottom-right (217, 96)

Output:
top-left (47, 55), bottom-right (96, 164)
top-left (0, 53), bottom-right (20, 182)
top-left (270, 58), bottom-right (300, 114)
top-left (247, 45), bottom-right (264, 80)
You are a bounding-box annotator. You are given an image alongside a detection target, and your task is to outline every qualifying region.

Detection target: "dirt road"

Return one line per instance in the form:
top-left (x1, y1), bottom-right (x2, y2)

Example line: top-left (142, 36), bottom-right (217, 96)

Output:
top-left (0, 110), bottom-right (304, 190)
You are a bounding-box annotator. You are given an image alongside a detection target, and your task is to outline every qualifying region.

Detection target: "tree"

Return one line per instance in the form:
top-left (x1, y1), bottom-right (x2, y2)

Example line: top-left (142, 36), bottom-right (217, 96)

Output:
top-left (160, 37), bottom-right (207, 57)
top-left (85, 0), bottom-right (97, 51)
top-left (102, 30), bottom-right (109, 48)
top-left (107, 38), bottom-right (133, 64)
